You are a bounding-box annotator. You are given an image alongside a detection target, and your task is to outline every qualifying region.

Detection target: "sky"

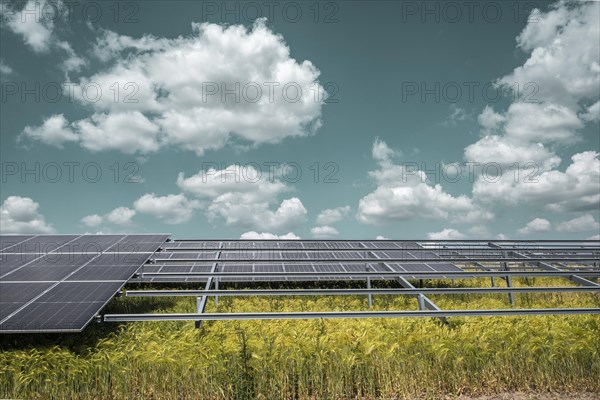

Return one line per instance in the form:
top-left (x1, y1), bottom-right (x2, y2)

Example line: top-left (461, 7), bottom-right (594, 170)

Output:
top-left (0, 0), bottom-right (599, 240)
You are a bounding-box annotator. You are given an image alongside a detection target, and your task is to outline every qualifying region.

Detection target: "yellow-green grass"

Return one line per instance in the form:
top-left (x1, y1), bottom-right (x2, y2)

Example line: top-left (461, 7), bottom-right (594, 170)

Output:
top-left (0, 278), bottom-right (598, 399)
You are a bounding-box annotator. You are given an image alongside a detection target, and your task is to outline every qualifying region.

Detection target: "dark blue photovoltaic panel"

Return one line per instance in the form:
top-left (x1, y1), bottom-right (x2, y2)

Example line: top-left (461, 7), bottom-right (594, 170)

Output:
top-left (0, 302), bottom-right (106, 332)
top-left (0, 234), bottom-right (169, 333)
top-left (0, 235), bottom-right (35, 252)
top-left (0, 282), bottom-right (55, 320)
top-left (0, 253), bottom-right (40, 276)
top-left (62, 235), bottom-right (125, 253)
top-left (0, 282), bottom-right (55, 303)
top-left (0, 303), bottom-right (24, 321)
top-left (6, 266), bottom-right (77, 281)
top-left (35, 282), bottom-right (124, 302)
top-left (5, 235), bottom-right (79, 253)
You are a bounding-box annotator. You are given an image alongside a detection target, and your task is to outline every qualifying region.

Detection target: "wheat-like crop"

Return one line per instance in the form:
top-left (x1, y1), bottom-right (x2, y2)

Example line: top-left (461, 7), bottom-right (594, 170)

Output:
top-left (0, 278), bottom-right (598, 399)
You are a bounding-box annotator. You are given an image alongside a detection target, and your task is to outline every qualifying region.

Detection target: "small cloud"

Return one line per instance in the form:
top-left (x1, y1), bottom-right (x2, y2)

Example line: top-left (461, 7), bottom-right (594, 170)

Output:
top-left (105, 207), bottom-right (136, 226)
top-left (517, 218), bottom-right (552, 235)
top-left (316, 205), bottom-right (351, 225)
top-left (240, 231), bottom-right (300, 240)
top-left (427, 228), bottom-right (465, 240)
top-left (311, 226), bottom-right (339, 239)
top-left (556, 214), bottom-right (600, 233)
top-left (0, 196), bottom-right (55, 234)
top-left (443, 104), bottom-right (470, 126)
top-left (81, 214), bottom-right (103, 227)
top-left (0, 59), bottom-right (13, 75)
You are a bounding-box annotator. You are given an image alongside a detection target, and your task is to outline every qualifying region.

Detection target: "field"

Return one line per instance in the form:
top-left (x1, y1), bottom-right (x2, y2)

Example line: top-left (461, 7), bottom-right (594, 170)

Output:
top-left (1, 278), bottom-right (599, 399)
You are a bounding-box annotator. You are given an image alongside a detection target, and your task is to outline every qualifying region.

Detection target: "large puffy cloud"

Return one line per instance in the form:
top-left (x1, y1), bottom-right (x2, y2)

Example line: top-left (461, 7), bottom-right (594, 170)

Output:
top-left (0, 196), bottom-right (55, 234)
top-left (316, 206), bottom-right (351, 225)
top-left (556, 214), bottom-right (600, 233)
top-left (466, 1), bottom-right (599, 215)
top-left (358, 139), bottom-right (492, 225)
top-left (21, 19), bottom-right (325, 155)
top-left (179, 164), bottom-right (307, 232)
top-left (499, 1), bottom-right (599, 106)
top-left (517, 218), bottom-right (552, 235)
top-left (473, 151), bottom-right (600, 213)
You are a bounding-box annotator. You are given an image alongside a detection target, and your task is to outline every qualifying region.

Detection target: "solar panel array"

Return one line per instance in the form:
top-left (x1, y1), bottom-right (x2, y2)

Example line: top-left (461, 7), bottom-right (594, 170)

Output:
top-left (140, 240), bottom-right (464, 282)
top-left (0, 234), bottom-right (169, 333)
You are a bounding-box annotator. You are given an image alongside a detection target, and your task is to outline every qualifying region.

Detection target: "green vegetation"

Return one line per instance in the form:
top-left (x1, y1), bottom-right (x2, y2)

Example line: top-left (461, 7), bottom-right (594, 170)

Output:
top-left (1, 278), bottom-right (599, 399)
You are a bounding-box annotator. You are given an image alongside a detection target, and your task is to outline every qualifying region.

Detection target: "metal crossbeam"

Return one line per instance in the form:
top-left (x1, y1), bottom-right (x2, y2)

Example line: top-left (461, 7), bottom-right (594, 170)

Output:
top-left (152, 256), bottom-right (600, 263)
top-left (103, 307), bottom-right (600, 322)
top-left (139, 271), bottom-right (600, 278)
top-left (125, 286), bottom-right (600, 297)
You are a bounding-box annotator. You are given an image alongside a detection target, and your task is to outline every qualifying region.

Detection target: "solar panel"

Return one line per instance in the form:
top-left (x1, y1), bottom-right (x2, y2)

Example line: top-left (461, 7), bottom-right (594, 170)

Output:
top-left (0, 234), bottom-right (169, 333)
top-left (0, 235), bottom-right (35, 252)
top-left (140, 240), bottom-right (467, 283)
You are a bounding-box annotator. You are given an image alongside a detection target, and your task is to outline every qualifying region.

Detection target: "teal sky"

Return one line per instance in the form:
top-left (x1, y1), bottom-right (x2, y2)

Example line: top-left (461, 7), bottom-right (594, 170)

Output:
top-left (1, 0), bottom-right (599, 240)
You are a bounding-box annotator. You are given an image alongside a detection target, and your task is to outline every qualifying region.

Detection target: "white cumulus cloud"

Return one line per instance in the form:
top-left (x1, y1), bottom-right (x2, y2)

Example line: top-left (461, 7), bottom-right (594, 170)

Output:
top-left (179, 164), bottom-right (307, 232)
top-left (556, 214), bottom-right (600, 233)
top-left (240, 231), bottom-right (300, 240)
top-left (21, 19), bottom-right (325, 155)
top-left (316, 205), bottom-right (351, 225)
top-left (427, 228), bottom-right (465, 240)
top-left (81, 214), bottom-right (103, 227)
top-left (0, 196), bottom-right (55, 234)
top-left (517, 218), bottom-right (552, 235)
top-left (133, 193), bottom-right (201, 224)
top-left (358, 139), bottom-right (492, 225)
top-left (311, 226), bottom-right (339, 239)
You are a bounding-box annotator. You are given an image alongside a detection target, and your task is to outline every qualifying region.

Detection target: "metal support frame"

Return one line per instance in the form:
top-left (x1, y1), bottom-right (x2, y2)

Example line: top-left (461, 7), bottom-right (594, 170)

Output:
top-left (195, 243), bottom-right (222, 328)
top-left (501, 259), bottom-right (515, 306)
top-left (490, 244), bottom-right (516, 306)
top-left (105, 240), bottom-right (600, 326)
top-left (368, 248), bottom-right (447, 323)
top-left (489, 243), bottom-right (599, 288)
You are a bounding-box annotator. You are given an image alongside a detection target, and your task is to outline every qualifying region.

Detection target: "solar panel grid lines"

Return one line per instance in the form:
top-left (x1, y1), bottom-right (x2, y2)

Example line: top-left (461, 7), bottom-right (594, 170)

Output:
top-left (0, 234), bottom-right (170, 333)
top-left (0, 234), bottom-right (129, 326)
top-left (0, 235), bottom-right (37, 252)
top-left (0, 235), bottom-right (89, 281)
